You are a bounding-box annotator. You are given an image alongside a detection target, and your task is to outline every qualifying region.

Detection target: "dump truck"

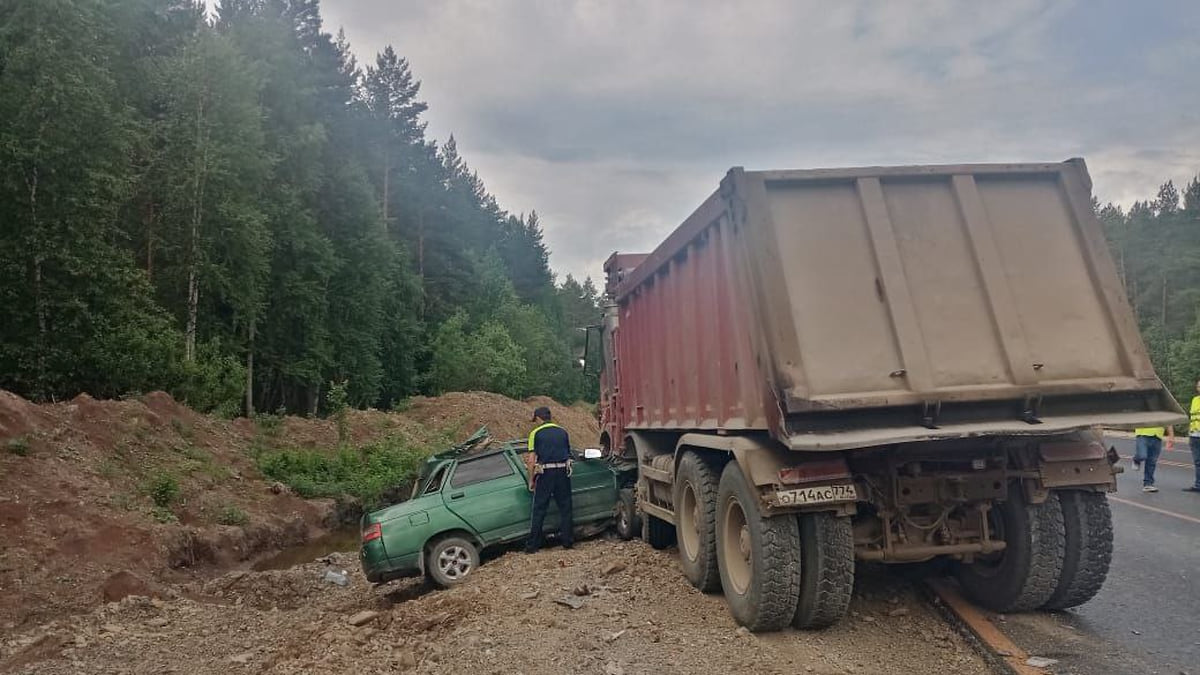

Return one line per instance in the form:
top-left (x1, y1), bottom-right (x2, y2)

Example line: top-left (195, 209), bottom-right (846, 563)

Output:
top-left (587, 159), bottom-right (1185, 632)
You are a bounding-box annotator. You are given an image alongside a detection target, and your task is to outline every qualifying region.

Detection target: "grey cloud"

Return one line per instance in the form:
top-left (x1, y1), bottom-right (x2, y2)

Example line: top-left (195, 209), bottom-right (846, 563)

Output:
top-left (316, 0), bottom-right (1198, 281)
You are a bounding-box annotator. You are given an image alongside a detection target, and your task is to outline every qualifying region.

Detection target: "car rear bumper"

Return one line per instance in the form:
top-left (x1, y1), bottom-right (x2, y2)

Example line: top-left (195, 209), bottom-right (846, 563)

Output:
top-left (363, 552), bottom-right (422, 584)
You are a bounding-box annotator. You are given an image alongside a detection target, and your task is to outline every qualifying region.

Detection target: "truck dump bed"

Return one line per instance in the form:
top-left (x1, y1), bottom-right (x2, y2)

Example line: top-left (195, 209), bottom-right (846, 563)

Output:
top-left (606, 159), bottom-right (1182, 450)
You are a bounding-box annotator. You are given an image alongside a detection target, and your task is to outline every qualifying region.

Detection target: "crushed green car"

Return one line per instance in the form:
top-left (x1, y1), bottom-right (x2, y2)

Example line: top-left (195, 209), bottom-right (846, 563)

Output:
top-left (360, 428), bottom-right (640, 587)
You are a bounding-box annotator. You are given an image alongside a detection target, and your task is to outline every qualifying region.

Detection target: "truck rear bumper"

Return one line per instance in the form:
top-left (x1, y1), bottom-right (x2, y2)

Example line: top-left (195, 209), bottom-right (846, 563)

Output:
top-left (787, 410), bottom-right (1185, 451)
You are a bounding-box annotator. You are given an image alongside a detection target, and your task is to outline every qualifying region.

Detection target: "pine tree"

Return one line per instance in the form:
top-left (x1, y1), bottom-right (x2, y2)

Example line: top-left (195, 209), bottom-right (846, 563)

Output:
top-left (0, 0), bottom-right (181, 400)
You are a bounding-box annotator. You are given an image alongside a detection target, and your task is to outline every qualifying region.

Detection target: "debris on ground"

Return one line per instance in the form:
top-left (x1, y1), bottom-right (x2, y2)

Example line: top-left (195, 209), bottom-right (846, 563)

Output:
top-left (1, 541), bottom-right (987, 674)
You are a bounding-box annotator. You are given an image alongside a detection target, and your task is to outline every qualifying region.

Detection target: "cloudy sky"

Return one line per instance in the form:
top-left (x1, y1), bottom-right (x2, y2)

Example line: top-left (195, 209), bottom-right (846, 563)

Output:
top-left (311, 0), bottom-right (1199, 282)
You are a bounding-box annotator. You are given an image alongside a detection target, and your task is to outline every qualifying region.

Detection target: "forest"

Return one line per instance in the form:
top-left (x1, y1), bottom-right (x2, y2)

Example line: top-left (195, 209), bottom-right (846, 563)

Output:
top-left (2, 1), bottom-right (1198, 417)
top-left (0, 0), bottom-right (601, 415)
top-left (1099, 178), bottom-right (1200, 405)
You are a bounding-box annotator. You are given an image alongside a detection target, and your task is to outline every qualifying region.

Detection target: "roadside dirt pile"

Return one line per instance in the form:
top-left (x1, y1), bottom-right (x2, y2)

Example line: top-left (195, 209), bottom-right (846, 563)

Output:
top-left (2, 539), bottom-right (987, 675)
top-left (0, 389), bottom-right (598, 631)
top-left (402, 391), bottom-right (598, 445)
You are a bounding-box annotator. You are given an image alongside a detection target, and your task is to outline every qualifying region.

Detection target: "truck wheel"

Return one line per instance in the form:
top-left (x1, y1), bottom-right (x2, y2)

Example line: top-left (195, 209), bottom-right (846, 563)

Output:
top-left (956, 486), bottom-right (1065, 612)
top-left (426, 536), bottom-right (479, 588)
top-left (674, 452), bottom-right (722, 592)
top-left (1042, 491), bottom-right (1113, 610)
top-left (616, 488), bottom-right (642, 540)
top-left (643, 513), bottom-right (676, 550)
top-left (716, 462), bottom-right (801, 632)
top-left (793, 512), bottom-right (854, 629)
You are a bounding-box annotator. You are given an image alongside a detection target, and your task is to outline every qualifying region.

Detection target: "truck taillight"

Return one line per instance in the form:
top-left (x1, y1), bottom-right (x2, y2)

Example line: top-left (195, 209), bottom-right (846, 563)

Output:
top-left (779, 460), bottom-right (851, 485)
top-left (362, 523), bottom-right (382, 543)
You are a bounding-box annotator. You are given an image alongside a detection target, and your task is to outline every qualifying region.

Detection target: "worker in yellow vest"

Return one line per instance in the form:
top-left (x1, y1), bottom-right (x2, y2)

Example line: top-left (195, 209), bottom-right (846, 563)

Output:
top-left (1132, 425), bottom-right (1173, 493)
top-left (1186, 379), bottom-right (1200, 494)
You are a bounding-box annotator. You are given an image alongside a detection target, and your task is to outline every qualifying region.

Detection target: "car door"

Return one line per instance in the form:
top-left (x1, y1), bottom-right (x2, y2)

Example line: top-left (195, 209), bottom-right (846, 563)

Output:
top-left (567, 453), bottom-right (618, 525)
top-left (443, 452), bottom-right (531, 544)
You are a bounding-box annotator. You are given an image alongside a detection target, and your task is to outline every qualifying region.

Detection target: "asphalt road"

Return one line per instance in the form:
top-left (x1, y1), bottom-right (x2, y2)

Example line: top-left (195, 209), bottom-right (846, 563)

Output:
top-left (996, 435), bottom-right (1200, 675)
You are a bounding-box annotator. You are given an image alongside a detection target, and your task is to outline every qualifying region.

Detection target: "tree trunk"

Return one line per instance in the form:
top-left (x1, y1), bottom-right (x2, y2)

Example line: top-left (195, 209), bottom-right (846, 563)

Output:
top-left (381, 145), bottom-right (390, 232)
top-left (145, 200), bottom-right (155, 281)
top-left (1161, 272), bottom-right (1168, 329)
top-left (27, 166), bottom-right (47, 397)
top-left (245, 320), bottom-right (255, 416)
top-left (185, 91), bottom-right (209, 363)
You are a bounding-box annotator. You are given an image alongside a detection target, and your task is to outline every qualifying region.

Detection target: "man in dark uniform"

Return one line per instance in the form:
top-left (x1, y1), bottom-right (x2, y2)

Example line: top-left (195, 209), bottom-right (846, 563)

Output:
top-left (525, 406), bottom-right (573, 553)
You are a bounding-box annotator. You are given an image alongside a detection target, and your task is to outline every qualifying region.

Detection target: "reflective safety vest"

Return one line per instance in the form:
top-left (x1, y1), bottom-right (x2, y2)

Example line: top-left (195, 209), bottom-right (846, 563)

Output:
top-left (1134, 427), bottom-right (1165, 439)
top-left (1190, 396), bottom-right (1200, 436)
top-left (528, 422), bottom-right (570, 463)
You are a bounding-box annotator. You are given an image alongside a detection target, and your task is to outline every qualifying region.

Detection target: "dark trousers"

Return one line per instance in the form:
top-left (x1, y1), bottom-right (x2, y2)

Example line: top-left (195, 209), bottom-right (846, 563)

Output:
top-left (526, 468), bottom-right (572, 552)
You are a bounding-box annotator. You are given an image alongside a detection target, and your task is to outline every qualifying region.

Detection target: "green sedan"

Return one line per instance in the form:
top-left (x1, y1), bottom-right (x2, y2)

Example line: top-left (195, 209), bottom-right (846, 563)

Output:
top-left (360, 431), bottom-right (639, 587)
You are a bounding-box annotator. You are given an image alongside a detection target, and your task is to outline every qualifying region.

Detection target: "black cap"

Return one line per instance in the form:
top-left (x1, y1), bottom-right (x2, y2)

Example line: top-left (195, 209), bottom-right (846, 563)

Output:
top-left (532, 406), bottom-right (552, 422)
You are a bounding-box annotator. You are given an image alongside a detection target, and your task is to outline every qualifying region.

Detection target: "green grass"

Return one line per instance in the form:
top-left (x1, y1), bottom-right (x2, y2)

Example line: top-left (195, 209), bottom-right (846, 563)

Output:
top-left (144, 472), bottom-right (181, 508)
top-left (170, 417), bottom-right (194, 441)
top-left (217, 504), bottom-right (249, 526)
top-left (5, 437), bottom-right (30, 456)
top-left (256, 435), bottom-right (430, 509)
top-left (151, 506), bottom-right (178, 523)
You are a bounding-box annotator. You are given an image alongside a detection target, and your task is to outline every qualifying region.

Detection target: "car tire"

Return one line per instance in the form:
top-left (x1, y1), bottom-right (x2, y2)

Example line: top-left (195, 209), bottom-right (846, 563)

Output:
top-left (674, 451), bottom-right (722, 592)
top-left (426, 536), bottom-right (479, 588)
top-left (715, 462), bottom-right (801, 632)
top-left (956, 485), bottom-right (1065, 612)
top-left (616, 488), bottom-right (641, 540)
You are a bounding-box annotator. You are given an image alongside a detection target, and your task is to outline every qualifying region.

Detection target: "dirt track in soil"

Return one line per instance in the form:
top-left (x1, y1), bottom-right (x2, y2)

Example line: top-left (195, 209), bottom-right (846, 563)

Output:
top-left (0, 537), bottom-right (989, 675)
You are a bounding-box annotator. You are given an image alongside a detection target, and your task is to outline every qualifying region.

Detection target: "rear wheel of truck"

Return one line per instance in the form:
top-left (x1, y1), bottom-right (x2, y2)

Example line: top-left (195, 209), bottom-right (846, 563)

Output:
top-left (675, 451), bottom-right (722, 592)
top-left (716, 462), bottom-right (801, 632)
top-left (616, 488), bottom-right (642, 541)
top-left (1042, 491), bottom-right (1113, 610)
top-left (793, 512), bottom-right (854, 629)
top-left (956, 485), bottom-right (1065, 612)
top-left (643, 512), bottom-right (676, 549)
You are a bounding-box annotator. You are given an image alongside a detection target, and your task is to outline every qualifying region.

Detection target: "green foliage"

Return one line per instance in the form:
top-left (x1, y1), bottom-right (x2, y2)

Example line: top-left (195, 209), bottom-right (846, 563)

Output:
top-left (217, 505), bottom-right (249, 526)
top-left (256, 436), bottom-right (428, 509)
top-left (1100, 178), bottom-right (1200, 412)
top-left (0, 0), bottom-right (597, 413)
top-left (5, 437), bottom-right (30, 457)
top-left (144, 472), bottom-right (181, 508)
top-left (151, 506), bottom-right (178, 524)
top-left (327, 379), bottom-right (350, 445)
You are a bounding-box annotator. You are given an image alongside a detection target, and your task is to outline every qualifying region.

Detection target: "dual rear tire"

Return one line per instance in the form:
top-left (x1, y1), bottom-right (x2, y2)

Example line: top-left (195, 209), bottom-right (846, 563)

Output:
top-left (956, 487), bottom-right (1112, 612)
top-left (681, 454), bottom-right (855, 632)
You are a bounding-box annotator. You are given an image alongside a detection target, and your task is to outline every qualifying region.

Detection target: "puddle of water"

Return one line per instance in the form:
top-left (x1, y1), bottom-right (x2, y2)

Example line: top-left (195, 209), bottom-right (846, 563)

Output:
top-left (252, 526), bottom-right (360, 571)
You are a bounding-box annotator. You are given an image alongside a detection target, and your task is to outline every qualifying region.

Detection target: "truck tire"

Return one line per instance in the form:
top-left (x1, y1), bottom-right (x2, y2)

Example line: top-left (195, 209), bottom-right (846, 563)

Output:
top-left (956, 486), bottom-right (1065, 612)
top-left (674, 451), bottom-right (722, 592)
top-left (715, 462), bottom-right (801, 632)
top-left (793, 512), bottom-right (854, 629)
top-left (643, 513), bottom-right (676, 550)
top-left (1042, 491), bottom-right (1113, 610)
top-left (616, 488), bottom-right (642, 541)
top-left (426, 536), bottom-right (479, 588)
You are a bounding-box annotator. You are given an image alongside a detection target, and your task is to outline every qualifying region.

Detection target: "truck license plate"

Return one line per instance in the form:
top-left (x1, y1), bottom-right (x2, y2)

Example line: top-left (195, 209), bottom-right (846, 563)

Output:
top-left (775, 484), bottom-right (857, 506)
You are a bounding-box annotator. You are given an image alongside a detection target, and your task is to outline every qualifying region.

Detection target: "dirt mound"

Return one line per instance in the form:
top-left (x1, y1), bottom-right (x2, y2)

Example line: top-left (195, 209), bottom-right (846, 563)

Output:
top-left (403, 391), bottom-right (599, 445)
top-left (0, 388), bottom-right (598, 631)
top-left (0, 542), bottom-right (989, 675)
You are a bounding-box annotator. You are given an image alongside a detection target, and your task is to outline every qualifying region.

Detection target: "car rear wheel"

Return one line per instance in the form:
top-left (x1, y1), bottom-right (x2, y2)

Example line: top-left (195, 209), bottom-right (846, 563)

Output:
top-left (426, 536), bottom-right (479, 588)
